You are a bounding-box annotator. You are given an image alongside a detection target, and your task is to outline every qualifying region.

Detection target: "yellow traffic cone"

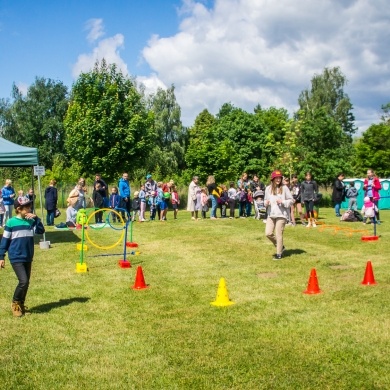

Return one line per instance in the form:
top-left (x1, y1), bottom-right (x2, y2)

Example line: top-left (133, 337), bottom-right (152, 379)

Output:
top-left (210, 278), bottom-right (235, 307)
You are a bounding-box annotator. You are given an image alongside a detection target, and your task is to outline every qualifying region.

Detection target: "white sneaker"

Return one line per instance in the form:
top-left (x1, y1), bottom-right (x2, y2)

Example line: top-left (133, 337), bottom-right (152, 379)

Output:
top-left (312, 222), bottom-right (317, 227)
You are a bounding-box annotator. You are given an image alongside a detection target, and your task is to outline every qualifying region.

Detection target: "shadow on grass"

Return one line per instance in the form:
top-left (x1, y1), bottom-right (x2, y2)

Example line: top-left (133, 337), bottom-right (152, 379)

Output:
top-left (283, 248), bottom-right (306, 257)
top-left (31, 297), bottom-right (90, 313)
top-left (35, 230), bottom-right (80, 244)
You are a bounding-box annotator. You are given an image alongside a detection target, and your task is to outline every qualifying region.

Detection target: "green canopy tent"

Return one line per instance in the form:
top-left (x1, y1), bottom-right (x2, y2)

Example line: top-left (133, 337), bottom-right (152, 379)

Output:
top-left (0, 138), bottom-right (49, 246)
top-left (0, 137), bottom-right (38, 166)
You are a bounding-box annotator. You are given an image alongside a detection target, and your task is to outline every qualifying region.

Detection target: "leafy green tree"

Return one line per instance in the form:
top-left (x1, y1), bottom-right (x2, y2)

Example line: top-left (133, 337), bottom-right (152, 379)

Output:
top-left (354, 104), bottom-right (390, 177)
top-left (298, 66), bottom-right (356, 136)
top-left (295, 67), bottom-right (357, 184)
top-left (294, 108), bottom-right (354, 185)
top-left (64, 61), bottom-right (155, 181)
top-left (0, 78), bottom-right (68, 169)
top-left (145, 85), bottom-right (187, 180)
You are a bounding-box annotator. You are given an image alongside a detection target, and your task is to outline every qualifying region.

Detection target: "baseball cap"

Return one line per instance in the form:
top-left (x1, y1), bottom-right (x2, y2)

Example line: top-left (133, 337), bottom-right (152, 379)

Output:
top-left (14, 196), bottom-right (33, 209)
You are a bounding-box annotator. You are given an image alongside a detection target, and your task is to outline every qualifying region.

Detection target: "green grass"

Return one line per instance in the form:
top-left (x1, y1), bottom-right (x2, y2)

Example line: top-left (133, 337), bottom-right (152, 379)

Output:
top-left (0, 209), bottom-right (389, 389)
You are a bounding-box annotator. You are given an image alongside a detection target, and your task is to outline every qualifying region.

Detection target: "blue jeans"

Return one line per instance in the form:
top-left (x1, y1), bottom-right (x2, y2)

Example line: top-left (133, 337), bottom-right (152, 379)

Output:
top-left (334, 203), bottom-right (341, 216)
top-left (11, 262), bottom-right (32, 303)
top-left (46, 209), bottom-right (55, 225)
top-left (209, 195), bottom-right (217, 217)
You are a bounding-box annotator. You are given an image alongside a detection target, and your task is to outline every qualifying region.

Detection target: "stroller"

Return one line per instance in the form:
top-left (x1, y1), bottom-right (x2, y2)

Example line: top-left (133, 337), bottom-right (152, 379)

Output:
top-left (253, 190), bottom-right (267, 220)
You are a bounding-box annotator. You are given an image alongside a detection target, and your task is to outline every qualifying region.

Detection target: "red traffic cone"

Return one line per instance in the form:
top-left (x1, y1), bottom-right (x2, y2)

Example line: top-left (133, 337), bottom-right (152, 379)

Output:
top-left (303, 268), bottom-right (322, 294)
top-left (132, 266), bottom-right (149, 289)
top-left (361, 261), bottom-right (377, 285)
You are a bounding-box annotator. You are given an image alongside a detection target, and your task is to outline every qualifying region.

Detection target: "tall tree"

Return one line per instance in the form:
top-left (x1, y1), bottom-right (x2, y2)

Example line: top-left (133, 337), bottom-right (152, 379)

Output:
top-left (354, 103), bottom-right (390, 177)
top-left (64, 61), bottom-right (155, 181)
top-left (145, 85), bottom-right (187, 180)
top-left (0, 78), bottom-right (68, 168)
top-left (296, 67), bottom-right (356, 184)
top-left (298, 66), bottom-right (356, 136)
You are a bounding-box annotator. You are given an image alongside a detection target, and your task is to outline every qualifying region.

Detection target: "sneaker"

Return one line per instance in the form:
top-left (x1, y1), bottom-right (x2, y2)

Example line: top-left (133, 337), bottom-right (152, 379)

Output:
top-left (376, 220), bottom-right (381, 225)
top-left (262, 219), bottom-right (267, 223)
top-left (312, 222), bottom-right (317, 227)
top-left (273, 254), bottom-right (282, 260)
top-left (11, 301), bottom-right (23, 317)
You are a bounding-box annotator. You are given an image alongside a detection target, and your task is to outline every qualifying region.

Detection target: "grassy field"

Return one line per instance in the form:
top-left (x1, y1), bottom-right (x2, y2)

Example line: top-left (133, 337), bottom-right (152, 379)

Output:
top-left (0, 208), bottom-right (389, 389)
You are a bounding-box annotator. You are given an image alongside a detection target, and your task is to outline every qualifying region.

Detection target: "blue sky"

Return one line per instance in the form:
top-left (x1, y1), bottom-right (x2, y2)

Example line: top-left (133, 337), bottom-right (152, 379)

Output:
top-left (1, 0), bottom-right (389, 131)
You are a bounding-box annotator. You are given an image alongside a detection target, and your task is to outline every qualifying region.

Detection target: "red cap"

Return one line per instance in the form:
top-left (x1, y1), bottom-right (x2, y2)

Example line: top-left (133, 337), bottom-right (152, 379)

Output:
top-left (271, 170), bottom-right (283, 180)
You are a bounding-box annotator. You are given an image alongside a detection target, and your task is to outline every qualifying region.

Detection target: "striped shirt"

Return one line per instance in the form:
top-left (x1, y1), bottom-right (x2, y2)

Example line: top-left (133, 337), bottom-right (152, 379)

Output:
top-left (0, 215), bottom-right (45, 263)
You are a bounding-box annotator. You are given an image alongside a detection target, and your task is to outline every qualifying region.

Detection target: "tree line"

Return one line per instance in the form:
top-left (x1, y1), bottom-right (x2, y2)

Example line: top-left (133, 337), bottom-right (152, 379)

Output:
top-left (0, 60), bottom-right (388, 189)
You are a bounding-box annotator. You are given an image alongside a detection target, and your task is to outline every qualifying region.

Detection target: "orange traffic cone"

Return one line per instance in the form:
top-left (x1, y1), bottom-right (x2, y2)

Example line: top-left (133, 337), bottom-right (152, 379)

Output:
top-left (303, 268), bottom-right (322, 294)
top-left (132, 266), bottom-right (149, 289)
top-left (361, 261), bottom-right (377, 285)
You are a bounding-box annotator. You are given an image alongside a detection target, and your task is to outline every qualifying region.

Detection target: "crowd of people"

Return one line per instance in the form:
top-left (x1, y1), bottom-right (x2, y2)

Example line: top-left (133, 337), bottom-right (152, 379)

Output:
top-left (0, 168), bottom-right (384, 316)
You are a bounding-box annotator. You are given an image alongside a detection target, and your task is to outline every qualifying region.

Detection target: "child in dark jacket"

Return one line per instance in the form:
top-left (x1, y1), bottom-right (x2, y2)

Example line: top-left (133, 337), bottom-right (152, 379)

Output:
top-left (0, 196), bottom-right (45, 317)
top-left (92, 182), bottom-right (105, 223)
top-left (109, 186), bottom-right (121, 222)
top-left (218, 185), bottom-right (229, 218)
top-left (132, 191), bottom-right (141, 221)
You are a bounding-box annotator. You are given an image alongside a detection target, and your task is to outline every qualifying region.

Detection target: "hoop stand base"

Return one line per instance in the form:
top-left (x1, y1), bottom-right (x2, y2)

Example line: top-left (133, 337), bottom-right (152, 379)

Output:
top-left (118, 260), bottom-right (131, 268)
top-left (76, 262), bottom-right (88, 273)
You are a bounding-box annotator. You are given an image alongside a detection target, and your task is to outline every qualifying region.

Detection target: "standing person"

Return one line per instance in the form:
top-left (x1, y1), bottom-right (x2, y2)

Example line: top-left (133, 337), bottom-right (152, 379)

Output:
top-left (200, 188), bottom-right (209, 219)
top-left (346, 181), bottom-right (358, 211)
top-left (0, 188), bottom-right (5, 228)
top-left (92, 182), bottom-right (104, 224)
top-left (290, 174), bottom-right (306, 226)
top-left (301, 172), bottom-right (318, 228)
top-left (109, 186), bottom-right (121, 222)
top-left (2, 179), bottom-right (16, 226)
top-left (206, 175), bottom-right (218, 220)
top-left (94, 173), bottom-right (108, 207)
top-left (187, 176), bottom-right (199, 220)
top-left (361, 196), bottom-right (378, 225)
top-left (171, 185), bottom-right (180, 220)
top-left (218, 184), bottom-right (229, 218)
top-left (0, 196), bottom-right (45, 317)
top-left (139, 184), bottom-right (147, 222)
top-left (227, 181), bottom-right (237, 219)
top-left (44, 179), bottom-right (58, 226)
top-left (131, 191), bottom-right (141, 221)
top-left (331, 172), bottom-right (345, 217)
top-left (26, 188), bottom-right (36, 213)
top-left (264, 170), bottom-right (293, 260)
top-left (118, 172), bottom-right (131, 221)
top-left (144, 174), bottom-right (158, 199)
top-left (363, 169), bottom-right (382, 223)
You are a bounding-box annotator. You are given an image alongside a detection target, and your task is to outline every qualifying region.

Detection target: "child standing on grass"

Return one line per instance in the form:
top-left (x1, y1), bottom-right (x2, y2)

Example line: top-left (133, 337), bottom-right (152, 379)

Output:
top-left (109, 187), bottom-right (121, 223)
top-left (301, 171), bottom-right (318, 228)
top-left (200, 188), bottom-right (209, 219)
top-left (139, 184), bottom-right (147, 222)
top-left (346, 181), bottom-right (358, 211)
top-left (361, 196), bottom-right (378, 224)
top-left (171, 185), bottom-right (180, 219)
top-left (227, 182), bottom-right (237, 219)
top-left (92, 182), bottom-right (104, 224)
top-left (0, 196), bottom-right (45, 317)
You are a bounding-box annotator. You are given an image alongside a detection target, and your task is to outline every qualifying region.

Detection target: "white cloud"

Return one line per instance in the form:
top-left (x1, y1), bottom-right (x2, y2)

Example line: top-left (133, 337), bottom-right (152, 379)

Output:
top-left (140, 0), bottom-right (390, 131)
top-left (72, 33), bottom-right (128, 78)
top-left (85, 18), bottom-right (105, 43)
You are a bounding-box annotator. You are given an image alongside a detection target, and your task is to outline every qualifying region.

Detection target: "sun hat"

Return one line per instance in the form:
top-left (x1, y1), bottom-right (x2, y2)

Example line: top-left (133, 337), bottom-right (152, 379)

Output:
top-left (271, 170), bottom-right (283, 180)
top-left (364, 196), bottom-right (370, 203)
top-left (14, 196), bottom-right (33, 209)
top-left (146, 174), bottom-right (152, 179)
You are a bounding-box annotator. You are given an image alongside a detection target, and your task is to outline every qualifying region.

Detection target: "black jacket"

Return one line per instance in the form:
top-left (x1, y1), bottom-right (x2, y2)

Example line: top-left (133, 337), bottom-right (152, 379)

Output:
top-left (332, 178), bottom-right (345, 203)
top-left (44, 186), bottom-right (58, 211)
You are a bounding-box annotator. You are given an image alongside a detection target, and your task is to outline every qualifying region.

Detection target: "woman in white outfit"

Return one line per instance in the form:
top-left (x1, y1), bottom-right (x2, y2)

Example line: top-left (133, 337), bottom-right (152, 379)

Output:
top-left (264, 170), bottom-right (294, 260)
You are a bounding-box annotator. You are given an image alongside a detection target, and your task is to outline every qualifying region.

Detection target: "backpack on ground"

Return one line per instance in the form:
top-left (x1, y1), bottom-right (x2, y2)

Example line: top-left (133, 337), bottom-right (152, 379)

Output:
top-left (340, 210), bottom-right (357, 222)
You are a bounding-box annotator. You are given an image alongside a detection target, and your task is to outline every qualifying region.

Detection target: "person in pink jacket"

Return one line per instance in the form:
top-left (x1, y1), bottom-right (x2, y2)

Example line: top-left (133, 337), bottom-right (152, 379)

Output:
top-left (363, 169), bottom-right (381, 223)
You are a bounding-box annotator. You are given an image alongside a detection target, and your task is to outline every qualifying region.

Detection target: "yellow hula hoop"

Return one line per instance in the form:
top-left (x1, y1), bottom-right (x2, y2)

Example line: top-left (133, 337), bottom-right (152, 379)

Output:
top-left (85, 208), bottom-right (125, 250)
